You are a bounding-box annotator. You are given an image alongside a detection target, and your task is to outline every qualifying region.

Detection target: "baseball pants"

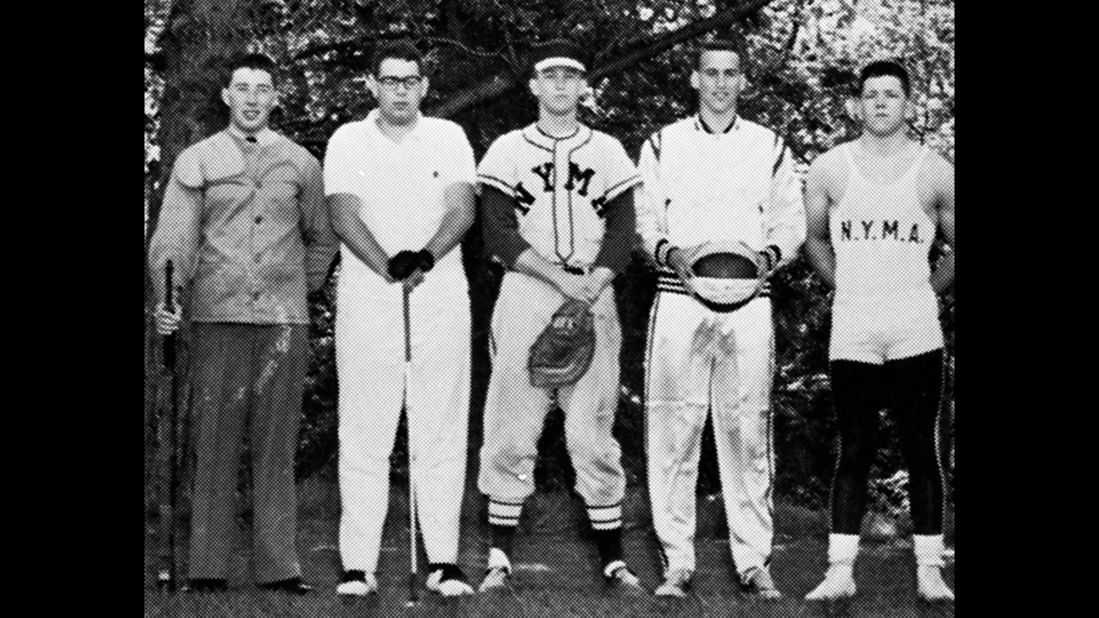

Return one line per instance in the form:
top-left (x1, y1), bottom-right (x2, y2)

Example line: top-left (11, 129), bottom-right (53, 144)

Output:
top-left (478, 271), bottom-right (626, 510)
top-left (645, 292), bottom-right (775, 577)
top-left (187, 322), bottom-right (307, 583)
top-left (337, 278), bottom-right (471, 572)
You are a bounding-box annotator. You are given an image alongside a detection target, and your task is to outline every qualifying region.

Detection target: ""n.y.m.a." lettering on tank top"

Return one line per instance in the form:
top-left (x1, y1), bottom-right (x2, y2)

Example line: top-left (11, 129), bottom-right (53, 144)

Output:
top-left (839, 219), bottom-right (923, 243)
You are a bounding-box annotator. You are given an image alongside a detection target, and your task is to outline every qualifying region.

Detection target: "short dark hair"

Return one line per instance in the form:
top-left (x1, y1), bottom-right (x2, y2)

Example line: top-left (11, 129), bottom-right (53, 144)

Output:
top-left (226, 53), bottom-right (278, 86)
top-left (371, 40), bottom-right (423, 75)
top-left (858, 60), bottom-right (911, 97)
top-left (695, 39), bottom-right (746, 68)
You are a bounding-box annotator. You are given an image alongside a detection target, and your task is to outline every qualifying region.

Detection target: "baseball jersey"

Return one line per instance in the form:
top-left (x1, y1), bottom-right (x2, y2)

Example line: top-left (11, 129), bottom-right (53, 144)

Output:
top-left (830, 141), bottom-right (936, 298)
top-left (324, 110), bottom-right (476, 294)
top-left (478, 123), bottom-right (641, 267)
top-left (637, 115), bottom-right (805, 274)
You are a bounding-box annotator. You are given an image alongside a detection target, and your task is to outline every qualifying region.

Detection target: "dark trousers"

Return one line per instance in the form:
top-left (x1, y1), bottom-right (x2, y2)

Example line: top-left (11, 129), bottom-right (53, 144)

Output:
top-left (186, 323), bottom-right (307, 583)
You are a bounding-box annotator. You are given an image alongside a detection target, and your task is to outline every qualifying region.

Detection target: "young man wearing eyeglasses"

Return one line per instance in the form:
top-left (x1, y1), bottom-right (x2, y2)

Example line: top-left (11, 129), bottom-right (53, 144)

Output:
top-left (324, 40), bottom-right (478, 598)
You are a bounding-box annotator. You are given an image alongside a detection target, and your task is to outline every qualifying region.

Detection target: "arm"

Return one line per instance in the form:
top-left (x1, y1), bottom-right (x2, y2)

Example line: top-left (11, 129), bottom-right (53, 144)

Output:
top-left (802, 155), bottom-right (836, 288)
top-left (586, 187), bottom-right (637, 298)
top-left (298, 155), bottom-right (339, 291)
top-left (327, 193), bottom-right (393, 282)
top-left (422, 182), bottom-right (476, 262)
top-left (148, 156), bottom-right (202, 307)
top-left (636, 133), bottom-right (676, 268)
top-left (762, 140), bottom-right (807, 274)
top-left (481, 185), bottom-right (586, 300)
top-left (929, 157), bottom-right (955, 294)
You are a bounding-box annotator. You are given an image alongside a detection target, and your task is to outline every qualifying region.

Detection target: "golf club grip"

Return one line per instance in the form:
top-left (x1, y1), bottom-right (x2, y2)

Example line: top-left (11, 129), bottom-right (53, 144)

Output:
top-left (164, 261), bottom-right (176, 369)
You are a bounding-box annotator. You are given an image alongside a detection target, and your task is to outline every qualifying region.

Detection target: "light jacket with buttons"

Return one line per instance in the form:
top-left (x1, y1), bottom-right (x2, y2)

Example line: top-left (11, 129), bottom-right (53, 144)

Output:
top-left (148, 130), bottom-right (337, 325)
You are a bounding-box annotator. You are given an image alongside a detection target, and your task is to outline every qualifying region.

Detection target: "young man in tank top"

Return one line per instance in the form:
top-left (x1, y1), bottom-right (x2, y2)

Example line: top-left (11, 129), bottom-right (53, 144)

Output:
top-left (802, 60), bottom-right (955, 603)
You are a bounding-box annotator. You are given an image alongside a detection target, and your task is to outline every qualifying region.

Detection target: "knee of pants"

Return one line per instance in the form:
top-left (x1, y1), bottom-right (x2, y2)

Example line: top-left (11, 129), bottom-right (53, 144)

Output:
top-left (484, 439), bottom-right (538, 481)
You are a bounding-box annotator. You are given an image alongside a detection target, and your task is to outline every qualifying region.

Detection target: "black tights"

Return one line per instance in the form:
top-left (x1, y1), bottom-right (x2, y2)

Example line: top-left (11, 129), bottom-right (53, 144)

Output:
top-left (829, 350), bottom-right (945, 535)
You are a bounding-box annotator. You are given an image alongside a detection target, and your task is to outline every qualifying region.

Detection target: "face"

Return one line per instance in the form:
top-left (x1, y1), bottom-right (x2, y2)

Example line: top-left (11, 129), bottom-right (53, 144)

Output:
top-left (529, 66), bottom-right (588, 116)
top-left (222, 67), bottom-right (277, 134)
top-left (691, 50), bottom-right (745, 114)
top-left (857, 75), bottom-right (911, 137)
top-left (367, 58), bottom-right (427, 125)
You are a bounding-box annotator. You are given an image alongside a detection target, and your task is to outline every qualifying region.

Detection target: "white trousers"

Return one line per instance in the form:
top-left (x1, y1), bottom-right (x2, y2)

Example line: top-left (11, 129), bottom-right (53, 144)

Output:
top-left (645, 292), bottom-right (775, 577)
top-left (336, 274), bottom-right (471, 572)
top-left (477, 272), bottom-right (626, 508)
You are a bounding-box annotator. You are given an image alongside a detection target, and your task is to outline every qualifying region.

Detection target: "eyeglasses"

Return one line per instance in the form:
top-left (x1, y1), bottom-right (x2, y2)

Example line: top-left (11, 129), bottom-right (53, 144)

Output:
top-left (376, 75), bottom-right (423, 89)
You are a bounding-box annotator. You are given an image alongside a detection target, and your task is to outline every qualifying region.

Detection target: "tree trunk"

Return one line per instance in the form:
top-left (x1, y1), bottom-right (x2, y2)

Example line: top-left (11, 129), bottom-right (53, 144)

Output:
top-left (144, 0), bottom-right (253, 512)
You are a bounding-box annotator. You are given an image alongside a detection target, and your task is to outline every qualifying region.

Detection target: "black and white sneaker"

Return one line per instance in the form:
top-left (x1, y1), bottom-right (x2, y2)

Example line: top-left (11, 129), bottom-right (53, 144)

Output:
top-left (336, 570), bottom-right (378, 597)
top-left (426, 564), bottom-right (475, 597)
top-left (604, 560), bottom-right (646, 596)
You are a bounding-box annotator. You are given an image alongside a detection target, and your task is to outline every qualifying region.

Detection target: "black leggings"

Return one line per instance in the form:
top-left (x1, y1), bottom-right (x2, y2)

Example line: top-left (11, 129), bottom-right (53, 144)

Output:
top-left (828, 350), bottom-right (945, 535)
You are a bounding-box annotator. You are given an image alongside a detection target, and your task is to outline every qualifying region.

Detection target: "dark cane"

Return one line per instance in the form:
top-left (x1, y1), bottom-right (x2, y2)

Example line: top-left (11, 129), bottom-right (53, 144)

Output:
top-left (157, 260), bottom-right (179, 591)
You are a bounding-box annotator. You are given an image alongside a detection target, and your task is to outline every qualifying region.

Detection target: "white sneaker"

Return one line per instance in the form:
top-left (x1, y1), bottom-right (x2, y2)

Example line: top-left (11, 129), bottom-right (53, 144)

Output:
top-left (805, 564), bottom-right (855, 601)
top-left (478, 548), bottom-right (512, 593)
top-left (740, 566), bottom-right (782, 599)
top-left (336, 571), bottom-right (378, 597)
top-left (603, 560), bottom-right (646, 596)
top-left (654, 569), bottom-right (691, 598)
top-left (425, 565), bottom-right (475, 597)
top-left (916, 565), bottom-right (954, 602)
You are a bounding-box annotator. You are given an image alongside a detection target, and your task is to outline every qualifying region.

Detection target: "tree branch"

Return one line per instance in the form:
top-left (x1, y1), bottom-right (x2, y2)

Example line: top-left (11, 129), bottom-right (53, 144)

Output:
top-left (426, 0), bottom-right (776, 118)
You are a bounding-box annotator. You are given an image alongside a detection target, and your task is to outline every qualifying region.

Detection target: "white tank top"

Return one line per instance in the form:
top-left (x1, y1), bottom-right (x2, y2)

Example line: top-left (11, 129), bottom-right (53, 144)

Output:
top-left (830, 142), bottom-right (936, 300)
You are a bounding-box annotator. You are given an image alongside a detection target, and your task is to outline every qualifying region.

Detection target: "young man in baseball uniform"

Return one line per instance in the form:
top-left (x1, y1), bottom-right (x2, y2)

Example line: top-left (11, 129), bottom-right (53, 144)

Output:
top-left (802, 60), bottom-right (955, 603)
top-left (475, 39), bottom-right (645, 595)
top-left (636, 39), bottom-right (805, 599)
top-left (149, 53), bottom-right (336, 595)
top-left (325, 40), bottom-right (478, 598)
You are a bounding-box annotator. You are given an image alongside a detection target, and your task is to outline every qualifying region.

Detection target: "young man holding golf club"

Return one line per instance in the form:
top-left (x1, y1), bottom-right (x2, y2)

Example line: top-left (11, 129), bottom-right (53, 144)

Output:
top-left (802, 60), bottom-right (955, 603)
top-left (325, 40), bottom-right (478, 599)
top-left (475, 39), bottom-right (645, 595)
top-left (148, 53), bottom-right (336, 595)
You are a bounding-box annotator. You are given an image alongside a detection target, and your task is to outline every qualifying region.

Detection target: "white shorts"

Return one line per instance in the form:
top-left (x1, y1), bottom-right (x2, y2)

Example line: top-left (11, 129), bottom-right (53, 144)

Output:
top-left (829, 288), bottom-right (944, 364)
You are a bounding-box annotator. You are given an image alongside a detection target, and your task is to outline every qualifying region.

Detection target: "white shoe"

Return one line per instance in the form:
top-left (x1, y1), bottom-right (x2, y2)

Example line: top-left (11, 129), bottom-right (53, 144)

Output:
top-left (805, 564), bottom-right (855, 601)
top-left (654, 569), bottom-right (691, 598)
top-left (478, 548), bottom-right (512, 593)
top-left (425, 566), bottom-right (475, 597)
top-left (740, 566), bottom-right (782, 600)
top-left (603, 561), bottom-right (646, 596)
top-left (916, 566), bottom-right (954, 602)
top-left (336, 571), bottom-right (378, 597)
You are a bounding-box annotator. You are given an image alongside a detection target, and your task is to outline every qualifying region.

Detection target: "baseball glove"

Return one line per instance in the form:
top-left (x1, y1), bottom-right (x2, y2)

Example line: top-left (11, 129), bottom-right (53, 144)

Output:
top-left (528, 298), bottom-right (596, 388)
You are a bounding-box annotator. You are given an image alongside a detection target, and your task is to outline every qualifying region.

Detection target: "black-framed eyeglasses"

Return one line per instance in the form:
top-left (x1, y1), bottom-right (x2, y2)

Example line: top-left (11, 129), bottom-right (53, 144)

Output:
top-left (376, 75), bottom-right (423, 89)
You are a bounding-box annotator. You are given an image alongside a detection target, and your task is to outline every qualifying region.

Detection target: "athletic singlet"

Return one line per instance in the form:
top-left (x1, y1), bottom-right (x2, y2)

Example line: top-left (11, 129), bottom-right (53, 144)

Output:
top-left (830, 142), bottom-right (936, 300)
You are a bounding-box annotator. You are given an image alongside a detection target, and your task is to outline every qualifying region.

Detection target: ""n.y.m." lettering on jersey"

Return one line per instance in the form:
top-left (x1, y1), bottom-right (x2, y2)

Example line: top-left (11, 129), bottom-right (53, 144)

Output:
top-left (529, 162), bottom-right (597, 197)
top-left (839, 220), bottom-right (923, 243)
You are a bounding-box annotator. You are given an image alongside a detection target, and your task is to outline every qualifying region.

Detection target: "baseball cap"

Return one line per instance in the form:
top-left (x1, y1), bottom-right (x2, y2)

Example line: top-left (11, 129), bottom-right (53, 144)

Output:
top-left (531, 39), bottom-right (588, 74)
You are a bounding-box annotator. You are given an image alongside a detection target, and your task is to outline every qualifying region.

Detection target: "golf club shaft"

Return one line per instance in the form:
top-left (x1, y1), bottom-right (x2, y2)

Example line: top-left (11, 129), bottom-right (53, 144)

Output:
top-left (158, 260), bottom-right (178, 591)
top-left (404, 286), bottom-right (418, 605)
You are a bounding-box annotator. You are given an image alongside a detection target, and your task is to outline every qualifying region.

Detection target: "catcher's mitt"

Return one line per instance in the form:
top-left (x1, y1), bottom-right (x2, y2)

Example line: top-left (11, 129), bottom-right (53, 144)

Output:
top-left (528, 298), bottom-right (596, 388)
top-left (684, 240), bottom-right (765, 313)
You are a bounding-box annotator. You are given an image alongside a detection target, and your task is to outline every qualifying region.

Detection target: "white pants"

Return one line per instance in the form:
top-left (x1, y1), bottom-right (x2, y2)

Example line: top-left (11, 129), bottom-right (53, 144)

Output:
top-left (645, 292), bottom-right (775, 577)
top-left (336, 271), bottom-right (471, 572)
top-left (477, 271), bottom-right (626, 508)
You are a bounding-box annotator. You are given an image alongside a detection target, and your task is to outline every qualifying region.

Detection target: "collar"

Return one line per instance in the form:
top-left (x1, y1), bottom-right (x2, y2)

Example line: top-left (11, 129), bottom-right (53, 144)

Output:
top-left (521, 122), bottom-right (591, 151)
top-left (366, 108), bottom-right (424, 143)
top-left (694, 114), bottom-right (738, 135)
top-left (226, 125), bottom-right (277, 146)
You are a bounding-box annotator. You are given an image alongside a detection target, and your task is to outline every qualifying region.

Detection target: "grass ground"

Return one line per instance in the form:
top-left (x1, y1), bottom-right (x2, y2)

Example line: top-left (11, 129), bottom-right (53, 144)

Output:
top-left (144, 477), bottom-right (954, 617)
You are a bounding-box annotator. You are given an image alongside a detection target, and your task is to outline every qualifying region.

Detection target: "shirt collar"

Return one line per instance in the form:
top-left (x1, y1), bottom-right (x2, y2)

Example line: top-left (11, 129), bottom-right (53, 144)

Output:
top-left (226, 125), bottom-right (277, 146)
top-left (366, 109), bottom-right (425, 143)
top-left (694, 114), bottom-right (738, 135)
top-left (521, 122), bottom-right (591, 151)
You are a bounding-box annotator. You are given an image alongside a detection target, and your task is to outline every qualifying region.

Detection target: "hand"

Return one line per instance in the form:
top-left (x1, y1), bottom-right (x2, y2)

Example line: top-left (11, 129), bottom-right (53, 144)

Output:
top-left (555, 272), bottom-right (589, 301)
top-left (667, 247), bottom-right (692, 284)
top-left (402, 269), bottom-right (426, 290)
top-left (388, 250), bottom-right (421, 281)
top-left (755, 251), bottom-right (772, 280)
top-left (155, 301), bottom-right (182, 336)
top-left (580, 267), bottom-right (614, 303)
top-left (415, 248), bottom-right (435, 273)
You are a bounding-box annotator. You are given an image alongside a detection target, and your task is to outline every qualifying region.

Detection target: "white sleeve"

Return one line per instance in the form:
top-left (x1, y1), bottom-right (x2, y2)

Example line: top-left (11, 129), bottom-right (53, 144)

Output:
top-left (476, 135), bottom-right (516, 197)
top-left (600, 137), bottom-right (642, 202)
top-left (764, 138), bottom-right (807, 268)
top-left (636, 131), bottom-right (674, 268)
top-left (441, 123), bottom-right (477, 187)
top-left (322, 125), bottom-right (359, 197)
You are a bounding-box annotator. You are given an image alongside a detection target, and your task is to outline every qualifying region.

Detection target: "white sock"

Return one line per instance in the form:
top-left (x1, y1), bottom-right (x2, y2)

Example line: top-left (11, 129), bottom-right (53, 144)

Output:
top-left (828, 533), bottom-right (860, 566)
top-left (913, 534), bottom-right (945, 567)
